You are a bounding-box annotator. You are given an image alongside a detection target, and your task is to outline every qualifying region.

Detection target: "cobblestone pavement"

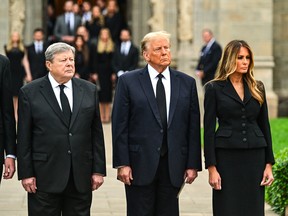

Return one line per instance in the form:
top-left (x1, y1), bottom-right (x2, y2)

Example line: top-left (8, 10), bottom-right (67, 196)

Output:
top-left (0, 124), bottom-right (277, 216)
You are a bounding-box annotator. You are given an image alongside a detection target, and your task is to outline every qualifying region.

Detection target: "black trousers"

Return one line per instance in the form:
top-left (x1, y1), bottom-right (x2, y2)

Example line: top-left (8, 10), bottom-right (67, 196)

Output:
top-left (28, 173), bottom-right (92, 216)
top-left (125, 154), bottom-right (180, 216)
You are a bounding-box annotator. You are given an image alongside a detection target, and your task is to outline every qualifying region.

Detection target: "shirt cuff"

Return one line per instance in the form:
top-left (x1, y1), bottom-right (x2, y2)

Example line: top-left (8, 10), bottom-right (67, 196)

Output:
top-left (6, 154), bottom-right (16, 159)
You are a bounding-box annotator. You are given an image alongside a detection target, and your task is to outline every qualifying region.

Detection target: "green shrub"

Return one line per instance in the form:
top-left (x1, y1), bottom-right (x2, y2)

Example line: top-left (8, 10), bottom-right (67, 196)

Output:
top-left (266, 147), bottom-right (288, 215)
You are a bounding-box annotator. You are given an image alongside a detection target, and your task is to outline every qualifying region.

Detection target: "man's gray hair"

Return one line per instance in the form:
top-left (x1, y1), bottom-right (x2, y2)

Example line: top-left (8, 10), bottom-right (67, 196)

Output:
top-left (45, 42), bottom-right (75, 62)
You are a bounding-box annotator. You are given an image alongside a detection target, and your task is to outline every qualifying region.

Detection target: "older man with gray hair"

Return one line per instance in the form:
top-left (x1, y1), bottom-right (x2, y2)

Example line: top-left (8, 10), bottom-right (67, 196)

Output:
top-left (17, 42), bottom-right (106, 215)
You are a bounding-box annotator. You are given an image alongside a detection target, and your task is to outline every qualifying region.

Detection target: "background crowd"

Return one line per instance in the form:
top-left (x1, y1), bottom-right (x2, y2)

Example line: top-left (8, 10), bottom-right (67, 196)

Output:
top-left (4, 0), bottom-right (139, 124)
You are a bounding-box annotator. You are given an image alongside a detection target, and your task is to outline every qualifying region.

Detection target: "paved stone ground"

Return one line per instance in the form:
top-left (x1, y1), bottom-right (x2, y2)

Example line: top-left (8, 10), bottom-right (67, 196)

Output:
top-left (0, 123), bottom-right (278, 215)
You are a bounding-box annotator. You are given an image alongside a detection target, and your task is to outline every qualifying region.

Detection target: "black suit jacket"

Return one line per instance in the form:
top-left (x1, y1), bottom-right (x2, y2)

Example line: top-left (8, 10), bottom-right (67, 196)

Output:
top-left (196, 41), bottom-right (222, 85)
top-left (112, 42), bottom-right (139, 75)
top-left (17, 76), bottom-right (106, 193)
top-left (203, 80), bottom-right (275, 168)
top-left (0, 55), bottom-right (16, 179)
top-left (26, 42), bottom-right (48, 80)
top-left (112, 66), bottom-right (202, 188)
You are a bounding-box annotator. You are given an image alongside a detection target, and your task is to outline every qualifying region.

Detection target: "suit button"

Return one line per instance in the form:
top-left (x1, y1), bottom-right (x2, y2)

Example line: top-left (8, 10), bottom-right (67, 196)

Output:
top-left (157, 147), bottom-right (161, 151)
top-left (242, 123), bottom-right (246, 127)
top-left (242, 108), bottom-right (245, 112)
top-left (160, 129), bottom-right (163, 133)
top-left (241, 115), bottom-right (246, 119)
top-left (69, 133), bottom-right (72, 136)
top-left (243, 138), bottom-right (247, 142)
top-left (242, 130), bottom-right (246, 134)
top-left (68, 150), bottom-right (72, 154)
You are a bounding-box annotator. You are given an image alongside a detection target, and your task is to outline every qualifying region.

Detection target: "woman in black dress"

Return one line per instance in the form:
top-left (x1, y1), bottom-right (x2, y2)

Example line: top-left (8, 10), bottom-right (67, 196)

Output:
top-left (4, 31), bottom-right (31, 122)
top-left (92, 28), bottom-right (115, 123)
top-left (73, 34), bottom-right (92, 81)
top-left (204, 40), bottom-right (275, 216)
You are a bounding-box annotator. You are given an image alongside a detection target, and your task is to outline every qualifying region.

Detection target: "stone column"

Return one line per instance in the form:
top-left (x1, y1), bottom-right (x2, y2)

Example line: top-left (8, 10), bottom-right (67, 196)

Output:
top-left (0, 0), bottom-right (10, 54)
top-left (273, 0), bottom-right (288, 116)
top-left (9, 0), bottom-right (25, 35)
top-left (24, 0), bottom-right (44, 44)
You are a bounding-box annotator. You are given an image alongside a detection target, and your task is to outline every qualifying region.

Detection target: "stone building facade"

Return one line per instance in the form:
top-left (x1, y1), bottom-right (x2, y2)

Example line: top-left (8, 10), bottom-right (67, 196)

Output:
top-left (0, 0), bottom-right (287, 118)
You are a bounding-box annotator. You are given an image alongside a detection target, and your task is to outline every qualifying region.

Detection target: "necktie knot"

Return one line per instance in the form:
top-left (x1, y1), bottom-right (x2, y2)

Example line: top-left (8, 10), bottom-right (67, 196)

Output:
top-left (157, 73), bottom-right (164, 80)
top-left (59, 84), bottom-right (65, 91)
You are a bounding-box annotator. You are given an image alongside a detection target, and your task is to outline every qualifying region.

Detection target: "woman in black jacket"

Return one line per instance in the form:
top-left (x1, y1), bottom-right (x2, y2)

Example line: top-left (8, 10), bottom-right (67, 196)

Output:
top-left (204, 40), bottom-right (275, 216)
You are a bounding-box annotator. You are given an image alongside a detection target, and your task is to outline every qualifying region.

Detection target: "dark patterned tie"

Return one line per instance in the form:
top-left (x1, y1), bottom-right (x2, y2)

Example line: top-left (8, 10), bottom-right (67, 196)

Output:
top-left (156, 74), bottom-right (168, 156)
top-left (59, 85), bottom-right (71, 124)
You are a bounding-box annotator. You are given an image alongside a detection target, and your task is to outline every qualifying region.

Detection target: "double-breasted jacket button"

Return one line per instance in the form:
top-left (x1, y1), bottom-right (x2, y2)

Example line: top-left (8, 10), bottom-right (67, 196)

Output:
top-left (68, 150), bottom-right (72, 154)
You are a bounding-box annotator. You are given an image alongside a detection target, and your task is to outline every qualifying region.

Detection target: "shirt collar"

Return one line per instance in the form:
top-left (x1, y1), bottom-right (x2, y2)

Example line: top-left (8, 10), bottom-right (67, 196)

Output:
top-left (48, 72), bottom-right (72, 89)
top-left (206, 38), bottom-right (215, 49)
top-left (148, 64), bottom-right (170, 80)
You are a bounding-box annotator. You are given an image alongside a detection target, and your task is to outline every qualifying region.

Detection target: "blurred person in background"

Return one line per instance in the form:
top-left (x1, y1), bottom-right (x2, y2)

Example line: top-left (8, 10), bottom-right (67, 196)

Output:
top-left (4, 31), bottom-right (32, 122)
top-left (73, 34), bottom-right (93, 81)
top-left (85, 5), bottom-right (105, 45)
top-left (196, 29), bottom-right (222, 86)
top-left (24, 28), bottom-right (48, 80)
top-left (112, 28), bottom-right (139, 78)
top-left (54, 0), bottom-right (82, 44)
top-left (91, 28), bottom-right (115, 123)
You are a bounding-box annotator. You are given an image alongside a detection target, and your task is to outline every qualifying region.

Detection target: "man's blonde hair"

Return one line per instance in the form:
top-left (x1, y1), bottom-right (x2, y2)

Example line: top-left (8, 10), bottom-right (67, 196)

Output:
top-left (141, 31), bottom-right (171, 55)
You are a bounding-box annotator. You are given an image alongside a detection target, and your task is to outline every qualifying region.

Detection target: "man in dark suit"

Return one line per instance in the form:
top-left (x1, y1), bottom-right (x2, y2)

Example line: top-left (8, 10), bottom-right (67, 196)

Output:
top-left (24, 28), bottom-right (48, 80)
top-left (112, 28), bottom-right (139, 78)
top-left (17, 42), bottom-right (106, 215)
top-left (112, 31), bottom-right (202, 216)
top-left (54, 0), bottom-right (82, 44)
top-left (196, 29), bottom-right (222, 86)
top-left (0, 54), bottom-right (16, 184)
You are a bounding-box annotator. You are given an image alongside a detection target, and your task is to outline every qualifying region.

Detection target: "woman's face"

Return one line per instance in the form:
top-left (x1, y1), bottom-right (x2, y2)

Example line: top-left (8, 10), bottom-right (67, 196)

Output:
top-left (92, 6), bottom-right (101, 18)
top-left (11, 32), bottom-right (20, 43)
top-left (100, 29), bottom-right (109, 41)
top-left (236, 47), bottom-right (250, 74)
top-left (75, 37), bottom-right (84, 48)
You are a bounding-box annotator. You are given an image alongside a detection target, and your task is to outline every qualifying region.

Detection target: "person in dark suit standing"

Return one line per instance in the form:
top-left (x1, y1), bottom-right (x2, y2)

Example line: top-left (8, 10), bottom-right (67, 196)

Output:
top-left (112, 31), bottom-right (202, 216)
top-left (17, 42), bottom-right (106, 215)
top-left (204, 40), bottom-right (274, 216)
top-left (112, 28), bottom-right (139, 78)
top-left (53, 0), bottom-right (82, 44)
top-left (24, 28), bottom-right (48, 80)
top-left (0, 54), bottom-right (16, 184)
top-left (196, 29), bottom-right (222, 86)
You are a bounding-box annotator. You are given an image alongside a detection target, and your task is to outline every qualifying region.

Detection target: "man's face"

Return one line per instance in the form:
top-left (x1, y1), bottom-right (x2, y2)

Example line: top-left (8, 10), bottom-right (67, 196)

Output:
top-left (33, 31), bottom-right (44, 42)
top-left (120, 30), bottom-right (130, 42)
top-left (202, 31), bottom-right (212, 44)
top-left (143, 37), bottom-right (171, 72)
top-left (46, 50), bottom-right (75, 84)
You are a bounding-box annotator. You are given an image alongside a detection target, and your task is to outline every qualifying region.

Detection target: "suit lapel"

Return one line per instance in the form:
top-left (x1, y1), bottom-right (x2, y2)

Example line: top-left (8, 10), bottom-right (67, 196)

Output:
top-left (138, 66), bottom-right (162, 127)
top-left (222, 79), bottom-right (243, 104)
top-left (70, 78), bottom-right (84, 128)
top-left (168, 69), bottom-right (179, 128)
top-left (243, 80), bottom-right (252, 105)
top-left (39, 76), bottom-right (69, 126)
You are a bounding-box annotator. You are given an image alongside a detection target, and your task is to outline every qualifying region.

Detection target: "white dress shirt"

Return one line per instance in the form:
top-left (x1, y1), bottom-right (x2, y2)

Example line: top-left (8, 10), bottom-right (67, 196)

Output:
top-left (148, 64), bottom-right (171, 121)
top-left (120, 41), bottom-right (131, 55)
top-left (48, 73), bottom-right (73, 111)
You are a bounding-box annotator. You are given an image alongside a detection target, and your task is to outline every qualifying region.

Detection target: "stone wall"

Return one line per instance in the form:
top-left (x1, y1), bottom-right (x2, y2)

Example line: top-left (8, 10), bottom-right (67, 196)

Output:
top-left (273, 0), bottom-right (288, 116)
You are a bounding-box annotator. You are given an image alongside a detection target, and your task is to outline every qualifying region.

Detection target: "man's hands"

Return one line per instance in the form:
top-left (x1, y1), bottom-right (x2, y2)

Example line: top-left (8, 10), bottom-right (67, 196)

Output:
top-left (184, 169), bottom-right (198, 184)
top-left (91, 174), bottom-right (104, 191)
top-left (3, 158), bottom-right (15, 179)
top-left (117, 166), bottom-right (133, 185)
top-left (22, 177), bottom-right (37, 193)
